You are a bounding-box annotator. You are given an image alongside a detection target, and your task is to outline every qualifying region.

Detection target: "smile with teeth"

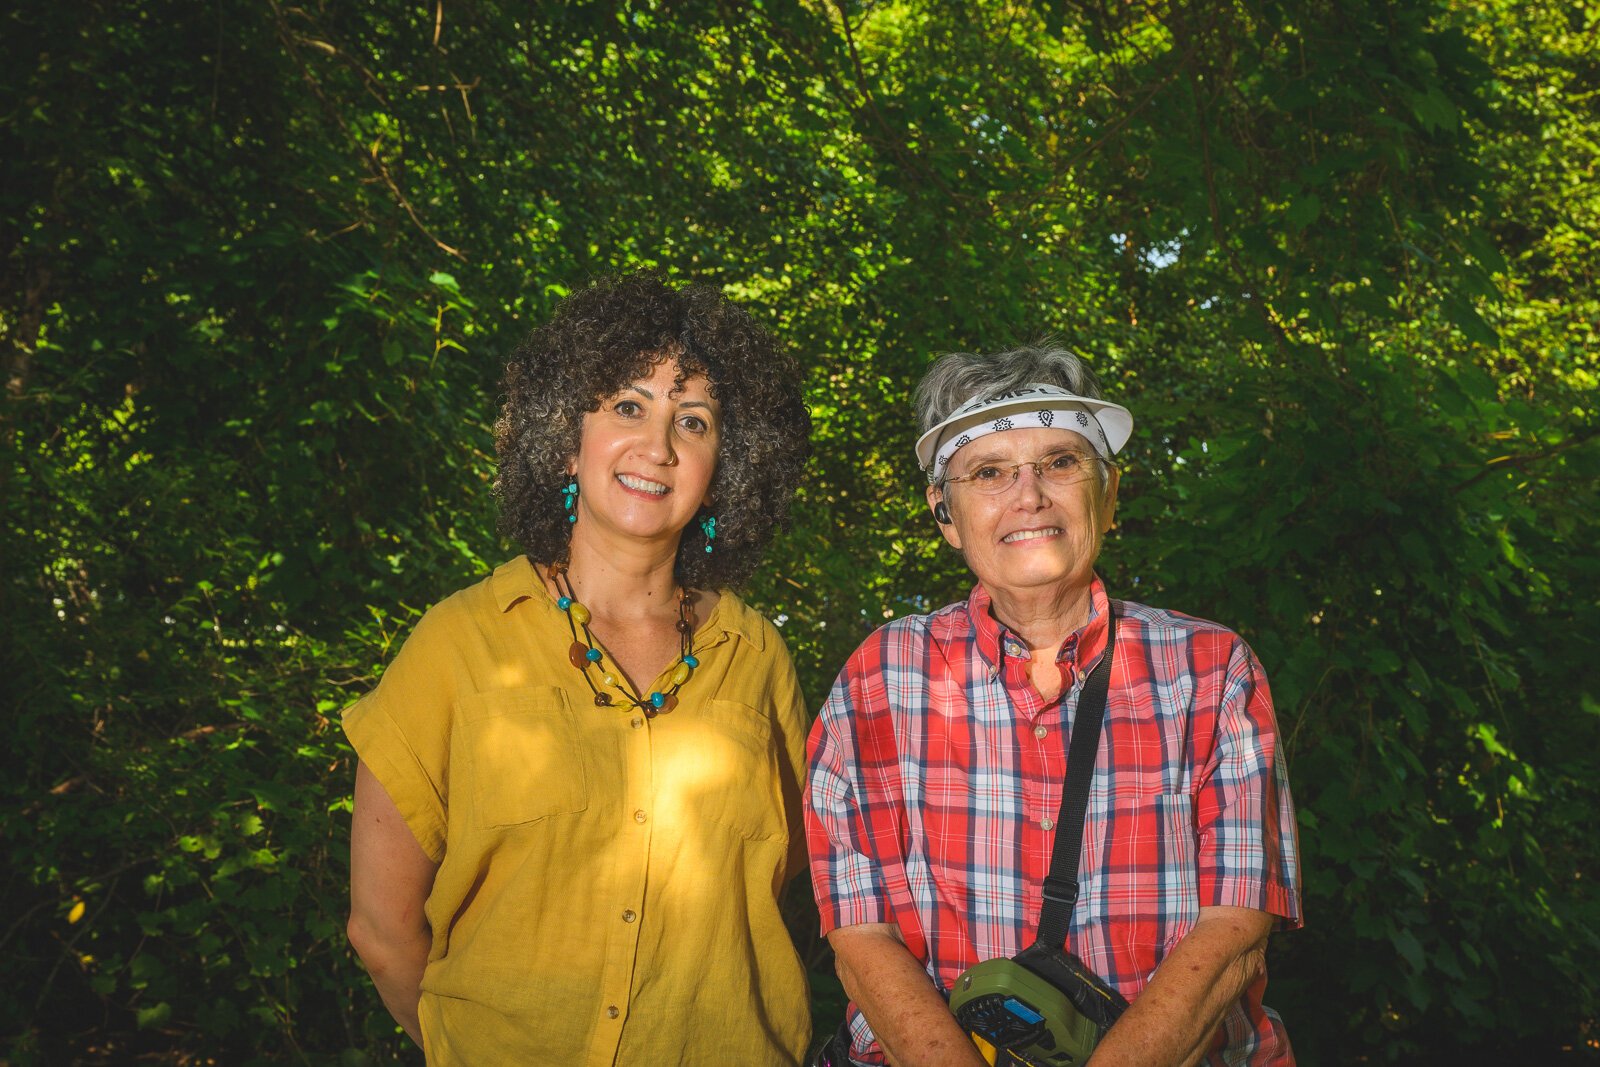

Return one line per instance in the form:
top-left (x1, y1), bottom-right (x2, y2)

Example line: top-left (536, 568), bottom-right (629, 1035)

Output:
top-left (617, 473), bottom-right (670, 495)
top-left (1002, 527), bottom-right (1062, 543)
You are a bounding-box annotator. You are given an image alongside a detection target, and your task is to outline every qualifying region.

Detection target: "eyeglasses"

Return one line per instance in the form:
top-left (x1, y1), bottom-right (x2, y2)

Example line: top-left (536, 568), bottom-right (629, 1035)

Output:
top-left (941, 448), bottom-right (1108, 496)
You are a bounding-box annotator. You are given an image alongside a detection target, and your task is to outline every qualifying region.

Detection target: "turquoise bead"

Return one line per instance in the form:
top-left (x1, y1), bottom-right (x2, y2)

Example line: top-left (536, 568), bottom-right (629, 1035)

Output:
top-left (650, 692), bottom-right (665, 708)
top-left (683, 655), bottom-right (698, 668)
top-left (585, 647), bottom-right (602, 662)
top-left (557, 596), bottom-right (572, 610)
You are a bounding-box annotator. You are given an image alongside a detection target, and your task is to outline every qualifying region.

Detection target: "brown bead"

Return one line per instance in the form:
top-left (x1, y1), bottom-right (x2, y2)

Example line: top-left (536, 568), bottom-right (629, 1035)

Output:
top-left (593, 693), bottom-right (612, 707)
top-left (675, 619), bottom-right (692, 634)
top-left (643, 705), bottom-right (658, 719)
top-left (659, 693), bottom-right (678, 713)
top-left (568, 641), bottom-right (591, 670)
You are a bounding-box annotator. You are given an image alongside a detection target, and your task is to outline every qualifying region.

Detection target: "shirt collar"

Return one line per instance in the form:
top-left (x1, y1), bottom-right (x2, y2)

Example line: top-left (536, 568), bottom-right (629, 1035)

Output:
top-left (490, 555), bottom-right (765, 650)
top-left (967, 575), bottom-right (1114, 679)
top-left (492, 554), bottom-right (544, 612)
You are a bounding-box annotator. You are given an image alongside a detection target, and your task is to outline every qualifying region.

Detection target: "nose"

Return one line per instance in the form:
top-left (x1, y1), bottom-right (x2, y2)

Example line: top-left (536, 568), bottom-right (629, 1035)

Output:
top-left (1011, 462), bottom-right (1050, 509)
top-left (642, 412), bottom-right (677, 465)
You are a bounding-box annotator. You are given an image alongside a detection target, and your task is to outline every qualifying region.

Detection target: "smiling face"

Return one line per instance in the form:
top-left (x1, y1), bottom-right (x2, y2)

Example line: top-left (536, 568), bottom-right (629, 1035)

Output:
top-left (926, 426), bottom-right (1119, 603)
top-left (569, 356), bottom-right (721, 551)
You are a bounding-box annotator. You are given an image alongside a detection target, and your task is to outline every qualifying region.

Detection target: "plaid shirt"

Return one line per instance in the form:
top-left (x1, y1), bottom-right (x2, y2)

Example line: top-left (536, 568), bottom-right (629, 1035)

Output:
top-left (805, 577), bottom-right (1302, 1065)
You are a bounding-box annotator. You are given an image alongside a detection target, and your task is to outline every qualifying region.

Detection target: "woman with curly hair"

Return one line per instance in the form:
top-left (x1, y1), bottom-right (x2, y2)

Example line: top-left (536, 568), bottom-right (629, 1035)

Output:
top-left (343, 272), bottom-right (814, 1065)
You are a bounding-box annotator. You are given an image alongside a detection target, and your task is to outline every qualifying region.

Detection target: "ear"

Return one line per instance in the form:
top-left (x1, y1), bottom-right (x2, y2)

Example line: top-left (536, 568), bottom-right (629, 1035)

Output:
top-left (1099, 464), bottom-right (1121, 534)
top-left (925, 484), bottom-right (963, 551)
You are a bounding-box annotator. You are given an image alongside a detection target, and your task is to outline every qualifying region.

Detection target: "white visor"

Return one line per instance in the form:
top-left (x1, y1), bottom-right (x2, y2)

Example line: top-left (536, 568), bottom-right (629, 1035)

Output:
top-left (915, 383), bottom-right (1133, 483)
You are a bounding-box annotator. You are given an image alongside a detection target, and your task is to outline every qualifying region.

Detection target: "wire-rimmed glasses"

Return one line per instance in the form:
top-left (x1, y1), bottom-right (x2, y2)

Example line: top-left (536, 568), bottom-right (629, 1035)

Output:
top-left (941, 448), bottom-right (1109, 495)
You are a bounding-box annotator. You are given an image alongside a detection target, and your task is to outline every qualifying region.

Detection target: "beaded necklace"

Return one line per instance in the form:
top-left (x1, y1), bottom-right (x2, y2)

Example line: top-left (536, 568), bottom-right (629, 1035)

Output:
top-left (548, 563), bottom-right (700, 717)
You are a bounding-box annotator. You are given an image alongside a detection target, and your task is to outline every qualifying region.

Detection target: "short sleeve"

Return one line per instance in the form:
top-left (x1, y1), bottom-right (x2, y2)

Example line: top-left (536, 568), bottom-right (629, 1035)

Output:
top-left (342, 604), bottom-right (462, 863)
top-left (1194, 638), bottom-right (1303, 928)
top-left (762, 623), bottom-right (813, 883)
top-left (804, 646), bottom-right (897, 935)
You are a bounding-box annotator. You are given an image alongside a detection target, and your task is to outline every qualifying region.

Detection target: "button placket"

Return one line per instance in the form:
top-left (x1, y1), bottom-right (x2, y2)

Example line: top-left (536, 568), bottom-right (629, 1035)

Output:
top-left (595, 699), bottom-right (653, 1050)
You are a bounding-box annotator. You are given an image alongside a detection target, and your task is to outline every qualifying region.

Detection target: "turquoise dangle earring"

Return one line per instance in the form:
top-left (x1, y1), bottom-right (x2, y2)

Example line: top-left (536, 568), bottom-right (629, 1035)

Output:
top-left (562, 480), bottom-right (579, 523)
top-left (699, 514), bottom-right (717, 554)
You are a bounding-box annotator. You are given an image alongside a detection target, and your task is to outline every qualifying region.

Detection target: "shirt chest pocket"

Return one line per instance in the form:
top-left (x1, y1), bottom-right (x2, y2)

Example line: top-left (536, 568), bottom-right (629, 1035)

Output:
top-left (653, 699), bottom-right (781, 840)
top-left (459, 687), bottom-right (590, 828)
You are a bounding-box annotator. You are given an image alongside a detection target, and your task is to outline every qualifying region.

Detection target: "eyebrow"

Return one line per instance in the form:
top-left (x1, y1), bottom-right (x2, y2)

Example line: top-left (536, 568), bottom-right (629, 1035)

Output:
top-left (957, 446), bottom-right (1023, 468)
top-left (954, 443), bottom-right (1090, 473)
top-left (621, 385), bottom-right (717, 411)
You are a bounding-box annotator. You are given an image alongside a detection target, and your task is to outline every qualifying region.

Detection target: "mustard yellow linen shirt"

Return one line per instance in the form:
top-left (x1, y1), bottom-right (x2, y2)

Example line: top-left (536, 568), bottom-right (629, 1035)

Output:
top-left (343, 556), bottom-right (811, 1066)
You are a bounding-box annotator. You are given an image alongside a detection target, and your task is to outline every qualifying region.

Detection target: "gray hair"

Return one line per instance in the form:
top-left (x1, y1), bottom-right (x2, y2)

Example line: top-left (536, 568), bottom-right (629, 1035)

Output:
top-left (914, 345), bottom-right (1106, 433)
top-left (914, 345), bottom-right (1112, 488)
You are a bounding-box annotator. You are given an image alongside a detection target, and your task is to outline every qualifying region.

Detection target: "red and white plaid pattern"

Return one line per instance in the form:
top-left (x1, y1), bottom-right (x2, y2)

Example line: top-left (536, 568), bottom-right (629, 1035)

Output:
top-left (805, 577), bottom-right (1302, 1065)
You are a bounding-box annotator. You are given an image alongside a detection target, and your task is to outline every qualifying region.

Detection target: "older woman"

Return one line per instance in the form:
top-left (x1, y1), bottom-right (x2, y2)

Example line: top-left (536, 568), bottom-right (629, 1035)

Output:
top-left (806, 347), bottom-right (1301, 1066)
top-left (344, 273), bottom-right (813, 1065)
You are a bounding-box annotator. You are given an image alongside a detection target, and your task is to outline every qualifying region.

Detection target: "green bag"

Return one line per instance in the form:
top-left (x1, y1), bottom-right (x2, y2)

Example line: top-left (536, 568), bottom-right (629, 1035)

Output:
top-left (950, 943), bottom-right (1128, 1066)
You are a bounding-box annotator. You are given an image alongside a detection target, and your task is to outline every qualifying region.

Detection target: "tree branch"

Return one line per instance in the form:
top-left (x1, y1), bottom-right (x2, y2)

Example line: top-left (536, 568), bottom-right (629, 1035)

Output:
top-left (267, 0), bottom-right (467, 261)
top-left (1452, 424), bottom-right (1600, 493)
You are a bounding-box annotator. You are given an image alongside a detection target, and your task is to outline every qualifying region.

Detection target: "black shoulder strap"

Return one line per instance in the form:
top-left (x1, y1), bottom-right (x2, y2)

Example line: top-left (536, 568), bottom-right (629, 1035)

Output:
top-left (1034, 607), bottom-right (1117, 951)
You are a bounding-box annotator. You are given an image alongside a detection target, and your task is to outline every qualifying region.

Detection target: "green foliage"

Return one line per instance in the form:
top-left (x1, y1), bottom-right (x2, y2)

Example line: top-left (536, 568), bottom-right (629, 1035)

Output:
top-left (4, 0), bottom-right (1596, 1062)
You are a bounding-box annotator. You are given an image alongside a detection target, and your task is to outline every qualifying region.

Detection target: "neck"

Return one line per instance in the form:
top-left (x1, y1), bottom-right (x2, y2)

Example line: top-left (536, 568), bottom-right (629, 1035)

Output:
top-left (985, 579), bottom-right (1095, 651)
top-left (561, 528), bottom-right (682, 618)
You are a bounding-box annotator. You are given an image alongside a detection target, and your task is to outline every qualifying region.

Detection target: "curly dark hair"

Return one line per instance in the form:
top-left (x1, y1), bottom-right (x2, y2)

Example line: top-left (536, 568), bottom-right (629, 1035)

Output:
top-left (494, 272), bottom-right (811, 590)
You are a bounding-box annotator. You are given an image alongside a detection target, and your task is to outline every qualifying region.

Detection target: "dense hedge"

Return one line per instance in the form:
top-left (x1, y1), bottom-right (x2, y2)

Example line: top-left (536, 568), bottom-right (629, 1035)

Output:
top-left (4, 1), bottom-right (1596, 1062)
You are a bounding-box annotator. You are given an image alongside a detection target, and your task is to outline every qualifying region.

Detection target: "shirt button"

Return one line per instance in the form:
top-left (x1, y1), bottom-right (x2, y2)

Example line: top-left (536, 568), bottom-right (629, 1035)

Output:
top-left (606, 1005), bottom-right (620, 1019)
top-left (1034, 725), bottom-right (1048, 739)
top-left (633, 809), bottom-right (648, 824)
top-left (630, 716), bottom-right (644, 729)
top-left (622, 909), bottom-right (637, 923)
top-left (1041, 817), bottom-right (1055, 831)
